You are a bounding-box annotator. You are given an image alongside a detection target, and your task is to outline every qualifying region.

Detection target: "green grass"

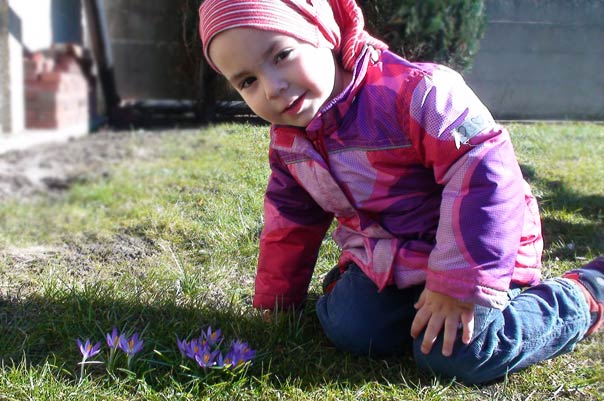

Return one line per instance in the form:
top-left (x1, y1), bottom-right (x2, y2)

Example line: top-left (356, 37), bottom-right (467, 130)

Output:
top-left (0, 122), bottom-right (602, 400)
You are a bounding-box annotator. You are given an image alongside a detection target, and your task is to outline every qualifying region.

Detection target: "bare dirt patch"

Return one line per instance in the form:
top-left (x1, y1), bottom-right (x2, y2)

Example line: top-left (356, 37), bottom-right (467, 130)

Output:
top-left (1, 233), bottom-right (158, 297)
top-left (0, 130), bottom-right (168, 295)
top-left (0, 129), bottom-right (164, 202)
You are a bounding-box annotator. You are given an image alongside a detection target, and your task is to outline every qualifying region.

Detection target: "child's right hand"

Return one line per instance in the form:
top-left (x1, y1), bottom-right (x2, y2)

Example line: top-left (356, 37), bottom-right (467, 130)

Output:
top-left (410, 288), bottom-right (475, 357)
top-left (261, 309), bottom-right (275, 323)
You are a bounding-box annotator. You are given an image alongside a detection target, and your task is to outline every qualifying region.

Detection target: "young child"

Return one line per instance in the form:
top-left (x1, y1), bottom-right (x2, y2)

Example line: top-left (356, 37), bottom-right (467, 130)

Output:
top-left (198, 0), bottom-right (603, 384)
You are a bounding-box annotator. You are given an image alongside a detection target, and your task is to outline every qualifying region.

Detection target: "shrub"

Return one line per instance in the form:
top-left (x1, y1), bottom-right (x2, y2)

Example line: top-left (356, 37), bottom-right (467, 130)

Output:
top-left (360, 0), bottom-right (487, 71)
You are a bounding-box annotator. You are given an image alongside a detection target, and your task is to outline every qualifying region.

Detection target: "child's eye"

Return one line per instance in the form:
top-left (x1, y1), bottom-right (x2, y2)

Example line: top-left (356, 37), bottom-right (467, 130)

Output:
top-left (275, 49), bottom-right (292, 63)
top-left (239, 77), bottom-right (256, 90)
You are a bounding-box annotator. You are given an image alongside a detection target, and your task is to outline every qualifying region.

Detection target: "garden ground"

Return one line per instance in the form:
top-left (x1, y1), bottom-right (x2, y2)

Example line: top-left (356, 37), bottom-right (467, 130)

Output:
top-left (0, 122), bottom-right (602, 400)
top-left (1, 130), bottom-right (164, 274)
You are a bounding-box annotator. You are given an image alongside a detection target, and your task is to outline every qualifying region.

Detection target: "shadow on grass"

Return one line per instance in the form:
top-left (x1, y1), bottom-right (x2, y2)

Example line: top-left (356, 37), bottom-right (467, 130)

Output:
top-left (2, 163), bottom-right (599, 393)
top-left (520, 164), bottom-right (604, 260)
top-left (0, 288), bottom-right (433, 392)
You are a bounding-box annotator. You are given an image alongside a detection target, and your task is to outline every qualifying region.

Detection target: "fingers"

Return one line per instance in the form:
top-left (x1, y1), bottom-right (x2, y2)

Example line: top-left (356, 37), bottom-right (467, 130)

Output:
top-left (419, 313), bottom-right (445, 355)
top-left (461, 309), bottom-right (475, 344)
top-left (410, 289), bottom-right (476, 357)
top-left (412, 310), bottom-right (475, 356)
top-left (410, 307), bottom-right (430, 340)
top-left (441, 316), bottom-right (459, 356)
top-left (413, 289), bottom-right (426, 310)
top-left (410, 290), bottom-right (428, 339)
top-left (261, 309), bottom-right (274, 323)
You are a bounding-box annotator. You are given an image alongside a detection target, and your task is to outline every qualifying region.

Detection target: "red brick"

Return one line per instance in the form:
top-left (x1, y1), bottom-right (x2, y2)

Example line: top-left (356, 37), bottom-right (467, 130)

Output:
top-left (24, 54), bottom-right (89, 130)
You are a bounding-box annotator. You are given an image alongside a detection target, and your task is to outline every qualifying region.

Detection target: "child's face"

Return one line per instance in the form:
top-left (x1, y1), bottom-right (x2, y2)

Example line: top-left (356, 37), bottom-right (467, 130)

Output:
top-left (209, 28), bottom-right (349, 127)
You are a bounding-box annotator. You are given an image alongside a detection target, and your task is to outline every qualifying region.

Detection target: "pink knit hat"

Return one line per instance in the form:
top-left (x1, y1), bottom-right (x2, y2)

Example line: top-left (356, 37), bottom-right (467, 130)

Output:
top-left (199, 0), bottom-right (387, 73)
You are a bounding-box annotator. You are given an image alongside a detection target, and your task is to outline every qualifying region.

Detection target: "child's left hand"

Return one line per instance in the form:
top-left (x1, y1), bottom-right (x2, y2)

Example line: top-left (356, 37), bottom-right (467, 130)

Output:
top-left (410, 288), bottom-right (475, 357)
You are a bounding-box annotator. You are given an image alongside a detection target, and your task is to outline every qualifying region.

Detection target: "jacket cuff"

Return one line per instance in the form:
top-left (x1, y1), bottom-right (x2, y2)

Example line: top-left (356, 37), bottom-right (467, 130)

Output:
top-left (425, 270), bottom-right (509, 310)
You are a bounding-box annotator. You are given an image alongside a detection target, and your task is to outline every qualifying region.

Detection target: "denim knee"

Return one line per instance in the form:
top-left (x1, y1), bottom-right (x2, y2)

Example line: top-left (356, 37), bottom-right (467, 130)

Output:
top-left (412, 337), bottom-right (510, 384)
top-left (316, 265), bottom-right (421, 356)
top-left (317, 294), bottom-right (396, 356)
top-left (412, 282), bottom-right (590, 385)
top-left (411, 303), bottom-right (518, 384)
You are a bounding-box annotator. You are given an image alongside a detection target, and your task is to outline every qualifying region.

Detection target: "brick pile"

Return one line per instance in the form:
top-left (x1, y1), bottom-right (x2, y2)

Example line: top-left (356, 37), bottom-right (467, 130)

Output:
top-left (24, 44), bottom-right (89, 130)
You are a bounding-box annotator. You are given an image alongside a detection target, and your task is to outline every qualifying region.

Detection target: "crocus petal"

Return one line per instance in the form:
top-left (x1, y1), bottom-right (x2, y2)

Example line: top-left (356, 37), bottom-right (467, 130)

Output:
top-left (77, 339), bottom-right (85, 355)
top-left (132, 338), bottom-right (144, 354)
top-left (106, 327), bottom-right (120, 348)
top-left (203, 326), bottom-right (223, 347)
top-left (89, 341), bottom-right (102, 357)
top-left (215, 352), bottom-right (225, 368)
top-left (194, 349), bottom-right (218, 368)
top-left (176, 338), bottom-right (189, 357)
top-left (118, 335), bottom-right (128, 353)
top-left (118, 333), bottom-right (144, 356)
top-left (77, 338), bottom-right (101, 359)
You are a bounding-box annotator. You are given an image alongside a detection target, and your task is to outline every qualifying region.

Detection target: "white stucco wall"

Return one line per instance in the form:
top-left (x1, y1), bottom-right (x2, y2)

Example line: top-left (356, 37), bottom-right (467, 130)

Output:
top-left (9, 0), bottom-right (52, 51)
top-left (0, 0), bottom-right (41, 134)
top-left (7, 29), bottom-right (23, 133)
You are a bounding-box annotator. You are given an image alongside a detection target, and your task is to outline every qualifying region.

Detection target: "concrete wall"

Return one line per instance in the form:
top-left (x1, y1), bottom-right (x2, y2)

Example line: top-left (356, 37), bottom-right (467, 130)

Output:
top-left (464, 0), bottom-right (604, 120)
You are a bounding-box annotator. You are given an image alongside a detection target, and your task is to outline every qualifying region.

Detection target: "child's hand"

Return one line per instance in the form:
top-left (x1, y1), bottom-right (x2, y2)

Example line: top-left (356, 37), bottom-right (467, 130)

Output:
top-left (261, 309), bottom-right (276, 323)
top-left (410, 288), bottom-right (475, 357)
top-left (260, 308), bottom-right (291, 323)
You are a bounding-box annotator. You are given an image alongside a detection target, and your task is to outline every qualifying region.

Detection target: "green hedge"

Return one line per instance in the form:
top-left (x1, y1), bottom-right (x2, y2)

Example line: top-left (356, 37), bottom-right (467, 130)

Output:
top-left (360, 0), bottom-right (486, 71)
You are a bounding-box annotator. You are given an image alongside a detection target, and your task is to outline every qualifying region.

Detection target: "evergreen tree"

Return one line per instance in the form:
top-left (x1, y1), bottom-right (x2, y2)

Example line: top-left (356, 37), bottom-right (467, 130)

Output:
top-left (360, 0), bottom-right (486, 71)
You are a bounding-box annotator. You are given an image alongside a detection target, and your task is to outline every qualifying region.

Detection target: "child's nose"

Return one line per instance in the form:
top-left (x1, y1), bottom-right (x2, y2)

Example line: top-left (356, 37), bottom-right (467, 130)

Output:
top-left (263, 74), bottom-right (287, 100)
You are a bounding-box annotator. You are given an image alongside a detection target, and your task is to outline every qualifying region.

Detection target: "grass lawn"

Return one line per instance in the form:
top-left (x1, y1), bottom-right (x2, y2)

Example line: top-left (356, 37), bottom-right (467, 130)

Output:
top-left (0, 121), bottom-right (602, 400)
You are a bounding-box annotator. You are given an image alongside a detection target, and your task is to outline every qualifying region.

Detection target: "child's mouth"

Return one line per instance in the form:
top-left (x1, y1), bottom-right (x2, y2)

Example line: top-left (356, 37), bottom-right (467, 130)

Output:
top-left (283, 93), bottom-right (306, 115)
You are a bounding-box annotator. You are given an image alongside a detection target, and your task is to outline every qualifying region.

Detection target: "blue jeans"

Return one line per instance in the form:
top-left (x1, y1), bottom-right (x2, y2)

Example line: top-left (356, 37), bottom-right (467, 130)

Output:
top-left (315, 264), bottom-right (591, 384)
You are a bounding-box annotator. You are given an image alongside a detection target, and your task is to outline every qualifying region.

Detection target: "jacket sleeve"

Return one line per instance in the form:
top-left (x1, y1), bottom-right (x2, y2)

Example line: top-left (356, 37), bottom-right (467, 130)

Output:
top-left (253, 146), bottom-right (334, 310)
top-left (402, 65), bottom-right (526, 309)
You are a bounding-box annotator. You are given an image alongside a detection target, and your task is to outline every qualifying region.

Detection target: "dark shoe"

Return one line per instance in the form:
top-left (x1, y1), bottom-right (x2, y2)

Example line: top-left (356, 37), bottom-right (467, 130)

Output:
top-left (322, 266), bottom-right (342, 294)
top-left (563, 256), bottom-right (604, 336)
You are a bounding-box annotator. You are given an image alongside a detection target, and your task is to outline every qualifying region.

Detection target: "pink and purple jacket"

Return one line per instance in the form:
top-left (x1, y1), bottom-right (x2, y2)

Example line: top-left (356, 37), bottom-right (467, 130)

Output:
top-left (254, 48), bottom-right (543, 311)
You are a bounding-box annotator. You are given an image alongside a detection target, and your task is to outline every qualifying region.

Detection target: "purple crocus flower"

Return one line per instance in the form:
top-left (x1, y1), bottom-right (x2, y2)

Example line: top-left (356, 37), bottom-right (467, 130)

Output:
top-left (194, 344), bottom-right (219, 368)
top-left (176, 337), bottom-right (189, 357)
top-left (76, 338), bottom-right (102, 382)
top-left (222, 349), bottom-right (239, 368)
top-left (77, 338), bottom-right (101, 361)
top-left (224, 340), bottom-right (256, 368)
top-left (214, 352), bottom-right (225, 368)
top-left (118, 333), bottom-right (144, 356)
top-left (202, 326), bottom-right (223, 347)
top-left (231, 340), bottom-right (255, 360)
top-left (176, 327), bottom-right (255, 371)
top-left (184, 337), bottom-right (203, 359)
top-left (178, 336), bottom-right (212, 359)
top-left (106, 327), bottom-right (120, 349)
